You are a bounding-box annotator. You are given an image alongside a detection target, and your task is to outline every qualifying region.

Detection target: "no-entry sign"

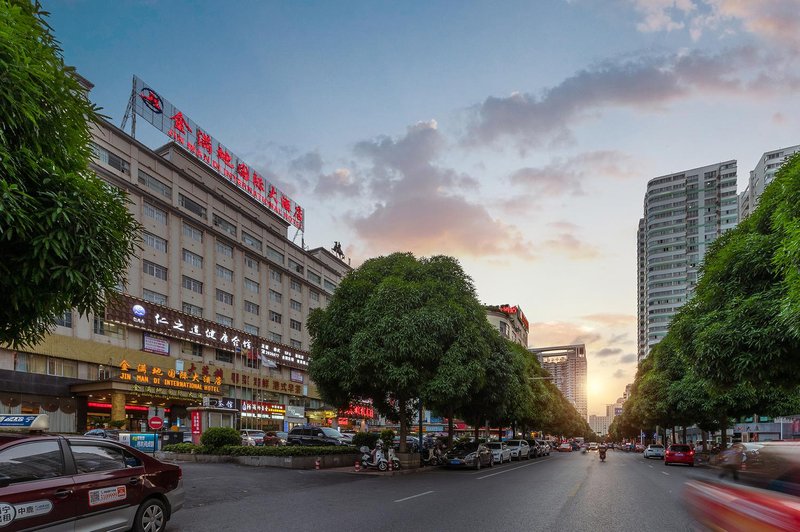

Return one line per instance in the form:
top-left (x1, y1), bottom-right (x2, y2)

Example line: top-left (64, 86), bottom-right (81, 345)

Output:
top-left (148, 416), bottom-right (164, 430)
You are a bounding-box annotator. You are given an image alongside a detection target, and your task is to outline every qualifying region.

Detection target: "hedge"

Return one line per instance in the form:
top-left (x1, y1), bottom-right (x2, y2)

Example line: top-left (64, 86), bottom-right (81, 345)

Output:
top-left (162, 443), bottom-right (357, 456)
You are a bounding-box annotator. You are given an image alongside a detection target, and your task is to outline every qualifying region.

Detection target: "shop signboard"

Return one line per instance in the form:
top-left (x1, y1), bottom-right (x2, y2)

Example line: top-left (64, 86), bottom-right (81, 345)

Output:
top-left (290, 370), bottom-right (304, 383)
top-left (191, 411), bottom-right (201, 434)
top-left (142, 332), bottom-right (170, 356)
top-left (0, 415), bottom-right (41, 428)
top-left (117, 359), bottom-right (222, 395)
top-left (241, 401), bottom-right (286, 420)
top-left (119, 433), bottom-right (157, 452)
top-left (286, 405), bottom-right (305, 419)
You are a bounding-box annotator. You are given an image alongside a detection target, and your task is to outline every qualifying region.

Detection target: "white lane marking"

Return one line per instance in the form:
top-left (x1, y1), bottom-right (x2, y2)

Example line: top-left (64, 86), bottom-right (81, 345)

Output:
top-left (662, 471), bottom-right (670, 476)
top-left (649, 465), bottom-right (654, 468)
top-left (476, 458), bottom-right (551, 480)
top-left (394, 490), bottom-right (434, 503)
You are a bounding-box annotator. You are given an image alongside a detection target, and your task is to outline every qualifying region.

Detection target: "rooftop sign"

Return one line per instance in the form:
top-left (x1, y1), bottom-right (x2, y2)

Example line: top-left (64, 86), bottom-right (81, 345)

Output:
top-left (131, 75), bottom-right (304, 231)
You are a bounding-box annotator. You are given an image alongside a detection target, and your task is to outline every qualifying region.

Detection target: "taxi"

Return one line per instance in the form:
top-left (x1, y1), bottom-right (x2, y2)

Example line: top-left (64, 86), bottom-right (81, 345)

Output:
top-left (0, 414), bottom-right (183, 531)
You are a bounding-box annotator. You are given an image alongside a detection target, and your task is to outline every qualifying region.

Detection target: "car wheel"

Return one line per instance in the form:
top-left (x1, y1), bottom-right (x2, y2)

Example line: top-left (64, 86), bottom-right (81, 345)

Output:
top-left (134, 498), bottom-right (166, 532)
top-left (475, 458), bottom-right (481, 471)
top-left (489, 456), bottom-right (494, 468)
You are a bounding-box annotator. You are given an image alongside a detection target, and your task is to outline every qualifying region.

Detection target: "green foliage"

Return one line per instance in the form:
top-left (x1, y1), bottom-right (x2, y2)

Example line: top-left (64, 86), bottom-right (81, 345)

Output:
top-left (0, 0), bottom-right (141, 346)
top-left (350, 432), bottom-right (380, 449)
top-left (162, 443), bottom-right (203, 453)
top-left (211, 445), bottom-right (357, 457)
top-left (380, 429), bottom-right (395, 449)
top-left (108, 419), bottom-right (127, 429)
top-left (199, 427), bottom-right (240, 448)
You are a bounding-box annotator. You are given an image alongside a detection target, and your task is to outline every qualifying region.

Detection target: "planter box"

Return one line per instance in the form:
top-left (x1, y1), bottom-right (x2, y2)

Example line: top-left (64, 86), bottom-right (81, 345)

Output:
top-left (396, 452), bottom-right (420, 469)
top-left (156, 451), bottom-right (360, 469)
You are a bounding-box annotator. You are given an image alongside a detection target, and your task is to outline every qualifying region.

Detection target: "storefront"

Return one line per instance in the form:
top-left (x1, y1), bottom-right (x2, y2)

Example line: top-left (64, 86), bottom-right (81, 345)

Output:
top-left (336, 402), bottom-right (376, 432)
top-left (285, 405), bottom-right (306, 431)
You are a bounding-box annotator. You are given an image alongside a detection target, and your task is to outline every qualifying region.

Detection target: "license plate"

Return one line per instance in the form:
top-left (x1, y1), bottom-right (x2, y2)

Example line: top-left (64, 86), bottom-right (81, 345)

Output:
top-left (450, 460), bottom-right (461, 465)
top-left (676, 453), bottom-right (683, 457)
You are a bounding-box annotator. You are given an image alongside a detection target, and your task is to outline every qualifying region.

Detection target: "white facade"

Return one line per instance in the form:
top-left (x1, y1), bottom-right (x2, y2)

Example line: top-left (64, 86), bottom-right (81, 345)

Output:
top-left (637, 161), bottom-right (739, 360)
top-left (589, 415), bottom-right (610, 436)
top-left (529, 344), bottom-right (587, 419)
top-left (739, 145), bottom-right (800, 220)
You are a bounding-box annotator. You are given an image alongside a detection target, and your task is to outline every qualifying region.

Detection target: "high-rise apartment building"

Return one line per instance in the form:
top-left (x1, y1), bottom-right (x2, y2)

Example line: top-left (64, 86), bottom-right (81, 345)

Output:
top-left (740, 145), bottom-right (800, 220)
top-left (637, 161), bottom-right (739, 361)
top-left (529, 344), bottom-right (587, 419)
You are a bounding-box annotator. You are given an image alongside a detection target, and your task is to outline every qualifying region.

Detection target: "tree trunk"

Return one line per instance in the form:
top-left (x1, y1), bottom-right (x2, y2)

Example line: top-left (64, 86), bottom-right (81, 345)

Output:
top-left (672, 426), bottom-right (676, 444)
top-left (682, 426), bottom-right (687, 444)
top-left (701, 430), bottom-right (708, 452)
top-left (399, 397), bottom-right (407, 453)
top-left (720, 415), bottom-right (728, 449)
top-left (447, 410), bottom-right (454, 447)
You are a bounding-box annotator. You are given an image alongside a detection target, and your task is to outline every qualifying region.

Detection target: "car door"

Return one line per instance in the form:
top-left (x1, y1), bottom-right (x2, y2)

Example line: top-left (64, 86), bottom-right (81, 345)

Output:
top-left (0, 439), bottom-right (76, 531)
top-left (68, 440), bottom-right (145, 531)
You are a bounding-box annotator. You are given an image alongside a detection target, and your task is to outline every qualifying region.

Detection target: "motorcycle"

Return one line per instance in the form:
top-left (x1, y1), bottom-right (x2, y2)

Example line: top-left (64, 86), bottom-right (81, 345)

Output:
top-left (599, 448), bottom-right (607, 462)
top-left (421, 445), bottom-right (443, 466)
top-left (360, 445), bottom-right (389, 471)
top-left (386, 446), bottom-right (401, 470)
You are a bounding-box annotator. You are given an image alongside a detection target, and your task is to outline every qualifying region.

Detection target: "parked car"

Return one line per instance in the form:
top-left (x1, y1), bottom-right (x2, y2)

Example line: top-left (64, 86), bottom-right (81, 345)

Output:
top-left (487, 442), bottom-right (512, 464)
top-left (506, 440), bottom-right (531, 460)
top-left (634, 443), bottom-right (645, 452)
top-left (240, 429), bottom-right (265, 446)
top-left (83, 428), bottom-right (121, 441)
top-left (535, 439), bottom-right (551, 456)
top-left (392, 436), bottom-right (420, 452)
top-left (0, 415), bottom-right (184, 532)
top-left (665, 443), bottom-right (694, 466)
top-left (340, 432), bottom-right (356, 444)
top-left (558, 442), bottom-right (573, 452)
top-left (275, 431), bottom-right (288, 445)
top-left (443, 441), bottom-right (494, 470)
top-left (644, 444), bottom-right (665, 459)
top-left (287, 426), bottom-right (348, 446)
top-left (262, 431), bottom-right (283, 446)
top-left (588, 442), bottom-right (599, 451)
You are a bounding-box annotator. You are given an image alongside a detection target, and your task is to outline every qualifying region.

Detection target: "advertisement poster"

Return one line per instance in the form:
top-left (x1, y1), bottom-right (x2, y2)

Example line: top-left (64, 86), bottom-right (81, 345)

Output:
top-left (191, 410), bottom-right (201, 434)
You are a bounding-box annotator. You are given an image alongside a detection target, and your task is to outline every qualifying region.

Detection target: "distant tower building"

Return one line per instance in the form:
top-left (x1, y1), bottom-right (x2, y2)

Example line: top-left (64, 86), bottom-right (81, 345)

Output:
top-left (623, 383), bottom-right (632, 402)
top-left (637, 160), bottom-right (739, 361)
top-left (740, 145), bottom-right (800, 220)
top-left (588, 414), bottom-right (610, 436)
top-left (485, 304), bottom-right (529, 347)
top-left (529, 344), bottom-right (587, 419)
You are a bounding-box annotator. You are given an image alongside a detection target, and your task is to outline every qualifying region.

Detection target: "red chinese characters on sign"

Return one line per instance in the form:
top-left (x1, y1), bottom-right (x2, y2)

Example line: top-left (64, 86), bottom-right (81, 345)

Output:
top-left (196, 130), bottom-right (212, 154)
top-left (294, 205), bottom-right (303, 223)
top-left (217, 146), bottom-right (233, 168)
top-left (237, 163), bottom-right (250, 181)
top-left (340, 404), bottom-right (375, 419)
top-left (281, 195), bottom-right (291, 211)
top-left (191, 411), bottom-right (201, 434)
top-left (252, 171), bottom-right (264, 191)
top-left (170, 112), bottom-right (192, 134)
top-left (268, 185), bottom-right (277, 202)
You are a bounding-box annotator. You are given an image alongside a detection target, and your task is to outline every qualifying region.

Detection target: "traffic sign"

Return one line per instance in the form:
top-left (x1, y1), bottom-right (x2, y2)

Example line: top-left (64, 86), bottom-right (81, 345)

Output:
top-left (148, 416), bottom-right (164, 430)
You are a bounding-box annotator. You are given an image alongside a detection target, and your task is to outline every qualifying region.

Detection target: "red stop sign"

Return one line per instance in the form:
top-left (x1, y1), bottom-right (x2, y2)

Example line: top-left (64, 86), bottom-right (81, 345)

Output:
top-left (148, 416), bottom-right (164, 430)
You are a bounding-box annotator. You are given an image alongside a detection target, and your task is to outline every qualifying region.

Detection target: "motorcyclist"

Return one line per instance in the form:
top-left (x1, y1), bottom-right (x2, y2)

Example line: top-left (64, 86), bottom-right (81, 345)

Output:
top-left (599, 444), bottom-right (607, 460)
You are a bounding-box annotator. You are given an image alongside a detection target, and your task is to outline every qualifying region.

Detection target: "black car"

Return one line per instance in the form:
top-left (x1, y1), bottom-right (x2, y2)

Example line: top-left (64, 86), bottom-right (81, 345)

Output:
top-left (83, 428), bottom-right (121, 441)
top-left (287, 426), bottom-right (348, 446)
top-left (443, 441), bottom-right (493, 470)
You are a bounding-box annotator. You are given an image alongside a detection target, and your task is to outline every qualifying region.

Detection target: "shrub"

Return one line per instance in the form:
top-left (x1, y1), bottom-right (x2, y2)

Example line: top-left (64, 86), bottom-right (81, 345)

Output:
top-left (200, 427), bottom-right (241, 448)
top-left (215, 445), bottom-right (357, 457)
top-left (351, 432), bottom-right (380, 449)
top-left (162, 443), bottom-right (203, 453)
top-left (380, 429), bottom-right (395, 449)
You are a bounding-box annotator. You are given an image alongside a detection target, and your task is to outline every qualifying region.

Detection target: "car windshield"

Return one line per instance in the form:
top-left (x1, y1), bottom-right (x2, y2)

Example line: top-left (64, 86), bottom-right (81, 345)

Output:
top-left (650, 444), bottom-right (664, 449)
top-left (453, 442), bottom-right (478, 452)
top-left (506, 440), bottom-right (521, 446)
top-left (487, 443), bottom-right (502, 449)
top-left (321, 428), bottom-right (343, 438)
top-left (671, 445), bottom-right (690, 452)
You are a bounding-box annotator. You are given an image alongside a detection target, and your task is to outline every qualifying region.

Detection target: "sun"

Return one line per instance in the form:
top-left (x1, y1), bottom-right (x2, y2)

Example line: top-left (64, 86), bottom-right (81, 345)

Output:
top-left (587, 376), bottom-right (604, 397)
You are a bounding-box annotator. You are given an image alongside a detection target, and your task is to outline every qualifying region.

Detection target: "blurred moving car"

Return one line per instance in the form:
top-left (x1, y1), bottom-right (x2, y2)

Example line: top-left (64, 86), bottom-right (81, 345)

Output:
top-left (487, 442), bottom-right (511, 464)
top-left (84, 428), bottom-right (121, 441)
top-left (0, 414), bottom-right (183, 532)
top-left (444, 441), bottom-right (493, 470)
top-left (644, 444), bottom-right (665, 459)
top-left (665, 443), bottom-right (694, 466)
top-left (506, 440), bottom-right (531, 460)
top-left (718, 442), bottom-right (763, 479)
top-left (240, 429), bottom-right (265, 446)
top-left (588, 442), bottom-right (599, 451)
top-left (558, 443), bottom-right (573, 452)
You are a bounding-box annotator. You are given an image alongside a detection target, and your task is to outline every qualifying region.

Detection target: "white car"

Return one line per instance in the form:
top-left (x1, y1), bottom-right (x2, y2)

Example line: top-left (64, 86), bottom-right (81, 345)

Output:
top-left (505, 439), bottom-right (531, 460)
top-left (487, 442), bottom-right (512, 463)
top-left (644, 444), bottom-right (665, 459)
top-left (588, 442), bottom-right (599, 451)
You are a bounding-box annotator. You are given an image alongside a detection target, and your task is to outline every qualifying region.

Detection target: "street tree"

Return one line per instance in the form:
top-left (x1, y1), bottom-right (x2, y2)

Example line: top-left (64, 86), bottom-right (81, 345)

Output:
top-left (0, 0), bottom-right (140, 347)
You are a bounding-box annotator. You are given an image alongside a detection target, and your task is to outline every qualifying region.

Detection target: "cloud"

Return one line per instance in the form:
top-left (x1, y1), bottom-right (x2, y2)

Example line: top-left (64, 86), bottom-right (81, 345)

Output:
top-left (572, 331), bottom-right (603, 346)
top-left (531, 321), bottom-right (601, 348)
top-left (612, 369), bottom-right (628, 379)
top-left (314, 168), bottom-right (362, 197)
top-left (289, 151), bottom-right (323, 175)
top-left (596, 347), bottom-right (623, 358)
top-left (619, 353), bottom-right (637, 364)
top-left (541, 229), bottom-right (602, 260)
top-left (582, 314), bottom-right (637, 328)
top-left (609, 332), bottom-right (634, 345)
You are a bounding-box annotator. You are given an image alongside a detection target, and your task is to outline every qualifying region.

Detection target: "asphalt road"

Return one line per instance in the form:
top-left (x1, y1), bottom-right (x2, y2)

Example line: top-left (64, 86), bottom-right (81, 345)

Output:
top-left (168, 449), bottom-right (719, 531)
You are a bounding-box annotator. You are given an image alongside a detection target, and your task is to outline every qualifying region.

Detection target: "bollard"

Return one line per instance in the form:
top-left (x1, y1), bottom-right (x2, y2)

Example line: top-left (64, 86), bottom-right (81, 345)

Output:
top-left (355, 460), bottom-right (361, 472)
top-left (315, 457), bottom-right (321, 470)
top-left (388, 459), bottom-right (393, 471)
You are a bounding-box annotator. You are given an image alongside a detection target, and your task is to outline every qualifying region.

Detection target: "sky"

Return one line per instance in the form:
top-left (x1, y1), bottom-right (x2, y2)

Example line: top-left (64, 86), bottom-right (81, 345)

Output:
top-left (47, 0), bottom-right (800, 415)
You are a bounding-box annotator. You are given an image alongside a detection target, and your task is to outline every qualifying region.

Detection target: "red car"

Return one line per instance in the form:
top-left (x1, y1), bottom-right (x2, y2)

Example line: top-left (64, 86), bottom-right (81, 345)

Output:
top-left (665, 443), bottom-right (694, 466)
top-left (0, 415), bottom-right (183, 531)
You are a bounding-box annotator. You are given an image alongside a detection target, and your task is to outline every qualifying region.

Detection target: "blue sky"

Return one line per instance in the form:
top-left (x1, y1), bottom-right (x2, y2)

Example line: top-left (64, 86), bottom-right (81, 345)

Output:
top-left (48, 0), bottom-right (800, 415)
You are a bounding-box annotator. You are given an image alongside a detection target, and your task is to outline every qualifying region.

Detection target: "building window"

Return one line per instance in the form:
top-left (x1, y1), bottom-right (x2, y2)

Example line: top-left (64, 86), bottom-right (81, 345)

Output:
top-left (290, 339), bottom-right (302, 349)
top-left (179, 193), bottom-right (207, 220)
top-left (266, 247), bottom-right (284, 264)
top-left (245, 301), bottom-right (260, 315)
top-left (244, 324), bottom-right (259, 336)
top-left (310, 290), bottom-right (320, 302)
top-left (307, 269), bottom-right (321, 284)
top-left (244, 278), bottom-right (259, 294)
top-left (269, 332), bottom-right (282, 343)
top-left (290, 279), bottom-right (302, 293)
top-left (92, 144), bottom-right (129, 174)
top-left (216, 265), bottom-right (234, 282)
top-left (94, 317), bottom-right (123, 338)
top-left (48, 358), bottom-right (78, 378)
top-left (215, 349), bottom-right (233, 364)
top-left (212, 214), bottom-right (237, 237)
top-left (142, 289), bottom-right (167, 305)
top-left (324, 279), bottom-right (337, 292)
top-left (216, 289), bottom-right (233, 305)
top-left (270, 269), bottom-right (282, 284)
top-left (182, 342), bottom-right (203, 358)
top-left (54, 311), bottom-right (73, 328)
top-left (143, 232), bottom-right (167, 253)
top-left (245, 254), bottom-right (260, 271)
top-left (290, 319), bottom-right (302, 331)
top-left (182, 302), bottom-right (203, 317)
top-left (288, 258), bottom-right (304, 274)
top-left (269, 290), bottom-right (282, 304)
top-left (182, 276), bottom-right (203, 294)
top-left (269, 311), bottom-right (282, 324)
top-left (143, 202), bottom-right (168, 225)
top-left (216, 240), bottom-right (233, 258)
top-left (183, 223), bottom-right (203, 243)
top-left (182, 249), bottom-right (203, 268)
top-left (290, 299), bottom-right (302, 312)
top-left (242, 231), bottom-right (262, 252)
top-left (138, 169), bottom-right (171, 198)
top-left (143, 260), bottom-right (167, 281)
top-left (216, 314), bottom-right (233, 326)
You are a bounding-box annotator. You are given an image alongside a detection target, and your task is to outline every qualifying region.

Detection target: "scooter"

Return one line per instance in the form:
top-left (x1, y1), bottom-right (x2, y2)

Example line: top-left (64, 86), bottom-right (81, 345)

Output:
top-left (421, 445), bottom-right (443, 466)
top-left (360, 445), bottom-right (389, 471)
top-left (386, 446), bottom-right (401, 470)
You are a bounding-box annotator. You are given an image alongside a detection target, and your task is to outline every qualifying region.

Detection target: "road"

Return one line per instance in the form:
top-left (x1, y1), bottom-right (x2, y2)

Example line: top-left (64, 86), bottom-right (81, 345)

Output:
top-left (168, 449), bottom-right (715, 531)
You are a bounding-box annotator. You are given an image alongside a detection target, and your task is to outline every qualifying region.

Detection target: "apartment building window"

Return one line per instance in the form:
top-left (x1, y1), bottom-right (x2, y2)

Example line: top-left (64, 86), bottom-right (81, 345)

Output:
top-left (245, 254), bottom-right (260, 271)
top-left (245, 301), bottom-right (260, 315)
top-left (94, 317), bottom-right (123, 338)
top-left (244, 324), bottom-right (259, 336)
top-left (242, 231), bottom-right (262, 252)
top-left (307, 270), bottom-right (321, 285)
top-left (48, 357), bottom-right (78, 378)
top-left (183, 223), bottom-right (203, 243)
top-left (91, 144), bottom-right (129, 174)
top-left (324, 279), bottom-right (337, 292)
top-left (216, 314), bottom-right (233, 327)
top-left (179, 193), bottom-right (207, 220)
top-left (216, 289), bottom-right (234, 305)
top-left (182, 342), bottom-right (203, 358)
top-left (269, 290), bottom-right (282, 304)
top-left (142, 289), bottom-right (167, 305)
top-left (288, 258), bottom-right (304, 274)
top-left (290, 279), bottom-right (302, 293)
top-left (270, 269), bottom-right (282, 284)
top-left (182, 276), bottom-right (203, 294)
top-left (269, 332), bottom-right (282, 343)
top-left (143, 202), bottom-right (168, 225)
top-left (266, 247), bottom-right (284, 265)
top-left (216, 240), bottom-right (233, 258)
top-left (216, 265), bottom-right (233, 282)
top-left (290, 339), bottom-right (302, 349)
top-left (213, 214), bottom-right (237, 237)
top-left (54, 311), bottom-right (73, 328)
top-left (143, 232), bottom-right (167, 253)
top-left (138, 169), bottom-right (171, 198)
top-left (143, 260), bottom-right (167, 281)
top-left (244, 278), bottom-right (259, 294)
top-left (290, 319), bottom-right (302, 331)
top-left (182, 249), bottom-right (203, 268)
top-left (269, 311), bottom-right (282, 324)
top-left (310, 290), bottom-right (320, 302)
top-left (290, 299), bottom-right (302, 312)
top-left (182, 302), bottom-right (203, 317)
top-left (216, 349), bottom-right (233, 364)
